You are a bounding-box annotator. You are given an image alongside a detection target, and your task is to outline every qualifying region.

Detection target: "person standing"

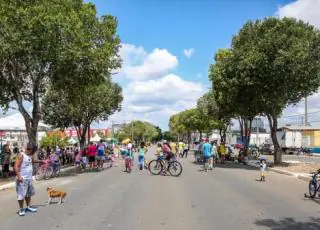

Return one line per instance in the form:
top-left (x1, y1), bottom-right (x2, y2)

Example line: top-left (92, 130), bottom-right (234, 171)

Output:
top-left (138, 142), bottom-right (147, 170)
top-left (210, 141), bottom-right (217, 169)
top-left (14, 143), bottom-right (44, 216)
top-left (2, 144), bottom-right (11, 178)
top-left (96, 140), bottom-right (106, 170)
top-left (88, 142), bottom-right (97, 169)
top-left (202, 139), bottom-right (212, 172)
top-left (178, 141), bottom-right (184, 157)
top-left (169, 141), bottom-right (177, 158)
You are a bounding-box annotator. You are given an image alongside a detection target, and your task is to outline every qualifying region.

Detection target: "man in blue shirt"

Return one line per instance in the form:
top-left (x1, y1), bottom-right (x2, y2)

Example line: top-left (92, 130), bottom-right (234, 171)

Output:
top-left (202, 138), bottom-right (212, 172)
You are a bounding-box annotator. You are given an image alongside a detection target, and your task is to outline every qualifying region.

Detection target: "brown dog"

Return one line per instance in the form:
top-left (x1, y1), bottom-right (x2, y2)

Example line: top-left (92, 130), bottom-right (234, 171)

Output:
top-left (46, 187), bottom-right (67, 205)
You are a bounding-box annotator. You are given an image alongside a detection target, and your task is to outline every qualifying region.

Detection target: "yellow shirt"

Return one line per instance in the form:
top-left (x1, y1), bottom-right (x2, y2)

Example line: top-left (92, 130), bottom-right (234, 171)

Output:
top-left (170, 142), bottom-right (177, 154)
top-left (220, 145), bottom-right (226, 155)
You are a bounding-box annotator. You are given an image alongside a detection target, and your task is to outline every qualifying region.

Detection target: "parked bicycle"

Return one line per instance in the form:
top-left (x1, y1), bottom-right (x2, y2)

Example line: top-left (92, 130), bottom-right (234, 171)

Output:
top-left (148, 155), bottom-right (183, 177)
top-left (35, 160), bottom-right (60, 180)
top-left (306, 169), bottom-right (320, 199)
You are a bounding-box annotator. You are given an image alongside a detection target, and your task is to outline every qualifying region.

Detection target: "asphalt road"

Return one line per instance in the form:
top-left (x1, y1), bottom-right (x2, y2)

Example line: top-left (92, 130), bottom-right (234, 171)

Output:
top-left (0, 147), bottom-right (320, 230)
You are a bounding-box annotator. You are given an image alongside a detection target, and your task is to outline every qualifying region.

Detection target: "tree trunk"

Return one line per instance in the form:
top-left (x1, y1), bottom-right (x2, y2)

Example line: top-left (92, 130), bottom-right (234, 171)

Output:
top-left (238, 118), bottom-right (244, 145)
top-left (15, 94), bottom-right (41, 147)
top-left (247, 118), bottom-right (253, 147)
top-left (199, 131), bottom-right (203, 141)
top-left (87, 125), bottom-right (91, 145)
top-left (267, 114), bottom-right (282, 164)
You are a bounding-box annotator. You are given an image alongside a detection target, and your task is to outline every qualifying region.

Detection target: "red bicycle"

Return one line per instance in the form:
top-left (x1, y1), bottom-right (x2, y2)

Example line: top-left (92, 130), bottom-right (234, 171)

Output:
top-left (35, 160), bottom-right (60, 180)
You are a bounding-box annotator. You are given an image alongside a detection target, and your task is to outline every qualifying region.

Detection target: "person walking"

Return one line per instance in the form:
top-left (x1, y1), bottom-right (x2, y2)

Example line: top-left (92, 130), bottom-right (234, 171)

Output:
top-left (14, 143), bottom-right (44, 216)
top-left (210, 141), bottom-right (217, 169)
top-left (88, 142), bottom-right (97, 169)
top-left (138, 142), bottom-right (147, 170)
top-left (96, 140), bottom-right (106, 170)
top-left (2, 144), bottom-right (11, 178)
top-left (202, 139), bottom-right (212, 172)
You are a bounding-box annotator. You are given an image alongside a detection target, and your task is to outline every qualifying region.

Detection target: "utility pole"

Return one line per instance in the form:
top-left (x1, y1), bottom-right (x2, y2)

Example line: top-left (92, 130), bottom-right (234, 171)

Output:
top-left (304, 96), bottom-right (308, 126)
top-left (111, 120), bottom-right (114, 137)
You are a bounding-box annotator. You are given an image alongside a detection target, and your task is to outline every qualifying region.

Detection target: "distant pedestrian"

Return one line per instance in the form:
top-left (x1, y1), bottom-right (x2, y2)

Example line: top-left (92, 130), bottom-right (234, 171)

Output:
top-left (210, 141), bottom-right (217, 169)
top-left (260, 159), bottom-right (267, 182)
top-left (88, 142), bottom-right (97, 169)
top-left (14, 143), bottom-right (44, 216)
top-left (138, 142), bottom-right (147, 170)
top-left (2, 144), bottom-right (11, 178)
top-left (202, 139), bottom-right (212, 172)
top-left (178, 141), bottom-right (184, 157)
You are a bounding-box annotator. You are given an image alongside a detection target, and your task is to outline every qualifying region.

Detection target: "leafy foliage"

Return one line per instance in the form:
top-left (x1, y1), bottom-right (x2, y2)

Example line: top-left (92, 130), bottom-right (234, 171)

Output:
top-left (114, 121), bottom-right (158, 143)
top-left (0, 0), bottom-right (121, 144)
top-left (39, 131), bottom-right (68, 149)
top-left (42, 80), bottom-right (123, 146)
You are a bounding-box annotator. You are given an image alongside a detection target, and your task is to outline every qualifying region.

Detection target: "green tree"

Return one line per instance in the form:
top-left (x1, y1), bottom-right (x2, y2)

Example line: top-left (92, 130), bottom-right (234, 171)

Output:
top-left (115, 121), bottom-right (158, 143)
top-left (210, 48), bottom-right (258, 146)
top-left (223, 18), bottom-right (320, 163)
top-left (39, 131), bottom-right (68, 149)
top-left (0, 0), bottom-right (121, 145)
top-left (169, 114), bottom-right (187, 141)
top-left (42, 80), bottom-right (123, 147)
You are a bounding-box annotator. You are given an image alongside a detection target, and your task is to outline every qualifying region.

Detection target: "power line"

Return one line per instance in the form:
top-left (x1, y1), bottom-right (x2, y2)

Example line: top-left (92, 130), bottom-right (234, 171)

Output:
top-left (280, 110), bottom-right (320, 118)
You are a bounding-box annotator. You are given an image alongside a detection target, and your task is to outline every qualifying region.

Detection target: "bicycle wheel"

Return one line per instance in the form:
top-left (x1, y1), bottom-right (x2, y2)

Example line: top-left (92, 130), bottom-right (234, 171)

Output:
top-left (35, 167), bottom-right (45, 181)
top-left (168, 160), bottom-right (183, 177)
top-left (148, 160), bottom-right (163, 175)
top-left (44, 167), bottom-right (53, 180)
top-left (309, 180), bottom-right (317, 198)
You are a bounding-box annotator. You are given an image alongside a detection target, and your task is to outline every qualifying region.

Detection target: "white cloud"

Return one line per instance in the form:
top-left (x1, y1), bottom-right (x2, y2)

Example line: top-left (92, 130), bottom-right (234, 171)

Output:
top-left (183, 48), bottom-right (195, 58)
top-left (277, 0), bottom-right (320, 28)
top-left (276, 0), bottom-right (320, 127)
top-left (107, 73), bottom-right (206, 129)
top-left (119, 44), bottom-right (178, 80)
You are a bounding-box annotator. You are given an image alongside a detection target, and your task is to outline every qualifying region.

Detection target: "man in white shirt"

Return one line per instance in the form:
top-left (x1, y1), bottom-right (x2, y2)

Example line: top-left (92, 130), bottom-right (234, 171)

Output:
top-left (14, 143), bottom-right (44, 216)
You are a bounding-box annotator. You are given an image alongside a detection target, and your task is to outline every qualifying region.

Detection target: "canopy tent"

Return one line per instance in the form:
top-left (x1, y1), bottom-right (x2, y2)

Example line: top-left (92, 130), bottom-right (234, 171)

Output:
top-left (106, 137), bottom-right (118, 144)
top-left (90, 134), bottom-right (101, 143)
top-left (0, 113), bottom-right (50, 131)
top-left (68, 137), bottom-right (78, 145)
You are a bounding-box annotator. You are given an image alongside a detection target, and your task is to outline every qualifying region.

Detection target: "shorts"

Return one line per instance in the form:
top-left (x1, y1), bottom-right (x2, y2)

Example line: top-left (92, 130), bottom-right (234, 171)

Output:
top-left (3, 164), bottom-right (10, 173)
top-left (203, 155), bottom-right (212, 161)
top-left (165, 152), bottom-right (174, 161)
top-left (96, 155), bottom-right (105, 161)
top-left (16, 179), bottom-right (35, 200)
top-left (261, 171), bottom-right (266, 177)
top-left (89, 156), bottom-right (96, 163)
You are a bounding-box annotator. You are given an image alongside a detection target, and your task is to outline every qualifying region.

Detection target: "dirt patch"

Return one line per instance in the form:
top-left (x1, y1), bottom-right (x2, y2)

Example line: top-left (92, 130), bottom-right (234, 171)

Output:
top-left (270, 162), bottom-right (320, 174)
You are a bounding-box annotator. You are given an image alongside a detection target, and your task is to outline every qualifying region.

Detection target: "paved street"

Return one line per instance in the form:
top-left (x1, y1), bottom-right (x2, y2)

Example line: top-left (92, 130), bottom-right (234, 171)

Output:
top-left (0, 147), bottom-right (320, 230)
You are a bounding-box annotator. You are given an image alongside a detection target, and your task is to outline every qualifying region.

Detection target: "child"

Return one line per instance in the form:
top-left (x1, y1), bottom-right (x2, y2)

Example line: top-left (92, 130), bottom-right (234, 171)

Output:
top-left (260, 159), bottom-right (267, 182)
top-left (156, 143), bottom-right (163, 159)
top-left (138, 142), bottom-right (147, 170)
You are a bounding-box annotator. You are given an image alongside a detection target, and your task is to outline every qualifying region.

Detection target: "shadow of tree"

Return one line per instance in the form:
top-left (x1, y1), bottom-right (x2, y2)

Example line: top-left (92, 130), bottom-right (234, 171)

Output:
top-left (255, 217), bottom-right (320, 230)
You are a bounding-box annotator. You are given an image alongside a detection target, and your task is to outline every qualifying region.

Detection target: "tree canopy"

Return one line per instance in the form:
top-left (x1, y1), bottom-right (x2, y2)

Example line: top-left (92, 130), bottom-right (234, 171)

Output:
top-left (42, 80), bottom-right (122, 147)
top-left (209, 17), bottom-right (320, 163)
top-left (114, 121), bottom-right (158, 143)
top-left (0, 0), bottom-right (121, 145)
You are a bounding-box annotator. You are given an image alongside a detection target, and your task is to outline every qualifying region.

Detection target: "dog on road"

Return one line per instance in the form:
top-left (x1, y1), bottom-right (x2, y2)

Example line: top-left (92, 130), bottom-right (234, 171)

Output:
top-left (46, 187), bottom-right (67, 205)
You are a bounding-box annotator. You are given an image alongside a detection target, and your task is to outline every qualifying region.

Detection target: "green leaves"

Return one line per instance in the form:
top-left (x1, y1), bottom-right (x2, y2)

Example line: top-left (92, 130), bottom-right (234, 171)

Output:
top-left (114, 121), bottom-right (158, 142)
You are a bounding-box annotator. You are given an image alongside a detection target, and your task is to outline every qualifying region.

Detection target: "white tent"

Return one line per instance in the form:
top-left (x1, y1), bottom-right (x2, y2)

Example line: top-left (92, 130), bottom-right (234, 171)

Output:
top-left (90, 134), bottom-right (101, 143)
top-left (0, 113), bottom-right (50, 131)
top-left (68, 137), bottom-right (78, 145)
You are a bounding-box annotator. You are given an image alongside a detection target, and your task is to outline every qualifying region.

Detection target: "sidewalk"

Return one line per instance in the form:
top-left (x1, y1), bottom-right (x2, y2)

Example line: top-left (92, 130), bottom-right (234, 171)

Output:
top-left (246, 160), bottom-right (313, 182)
top-left (0, 165), bottom-right (76, 191)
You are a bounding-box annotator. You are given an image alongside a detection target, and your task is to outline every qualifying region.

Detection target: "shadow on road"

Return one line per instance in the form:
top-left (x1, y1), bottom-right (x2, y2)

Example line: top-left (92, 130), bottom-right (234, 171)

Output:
top-left (191, 161), bottom-right (258, 171)
top-left (254, 217), bottom-right (320, 230)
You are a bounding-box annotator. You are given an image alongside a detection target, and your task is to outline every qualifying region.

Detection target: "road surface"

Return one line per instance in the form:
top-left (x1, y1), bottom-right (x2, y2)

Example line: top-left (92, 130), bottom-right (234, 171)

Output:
top-left (0, 147), bottom-right (319, 230)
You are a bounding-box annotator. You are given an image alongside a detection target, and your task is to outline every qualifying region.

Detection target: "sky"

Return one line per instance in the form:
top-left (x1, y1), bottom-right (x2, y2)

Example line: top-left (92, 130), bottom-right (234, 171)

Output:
top-left (88, 0), bottom-right (320, 130)
top-left (2, 0), bottom-right (320, 131)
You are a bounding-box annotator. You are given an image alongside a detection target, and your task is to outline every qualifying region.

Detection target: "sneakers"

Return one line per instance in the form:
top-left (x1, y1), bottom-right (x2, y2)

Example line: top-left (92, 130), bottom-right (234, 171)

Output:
top-left (26, 206), bottom-right (37, 213)
top-left (18, 208), bottom-right (25, 216)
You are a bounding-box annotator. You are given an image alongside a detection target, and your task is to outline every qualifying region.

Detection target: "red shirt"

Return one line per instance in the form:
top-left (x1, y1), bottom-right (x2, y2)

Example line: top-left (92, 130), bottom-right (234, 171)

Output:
top-left (88, 145), bottom-right (97, 157)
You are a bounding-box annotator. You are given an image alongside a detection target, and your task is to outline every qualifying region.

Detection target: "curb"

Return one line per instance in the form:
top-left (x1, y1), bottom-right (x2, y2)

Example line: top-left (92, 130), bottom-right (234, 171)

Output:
top-left (246, 161), bottom-right (312, 182)
top-left (0, 166), bottom-right (75, 191)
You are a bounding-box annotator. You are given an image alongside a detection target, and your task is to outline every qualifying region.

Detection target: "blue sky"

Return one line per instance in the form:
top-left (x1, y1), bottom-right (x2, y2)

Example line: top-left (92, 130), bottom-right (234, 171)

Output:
top-left (4, 0), bottom-right (320, 131)
top-left (90, 0), bottom-right (320, 130)
top-left (93, 0), bottom-right (291, 87)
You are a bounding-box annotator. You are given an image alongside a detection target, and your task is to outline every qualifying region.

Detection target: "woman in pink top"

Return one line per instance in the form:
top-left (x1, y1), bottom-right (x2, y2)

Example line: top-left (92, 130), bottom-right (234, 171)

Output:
top-left (88, 143), bottom-right (97, 169)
